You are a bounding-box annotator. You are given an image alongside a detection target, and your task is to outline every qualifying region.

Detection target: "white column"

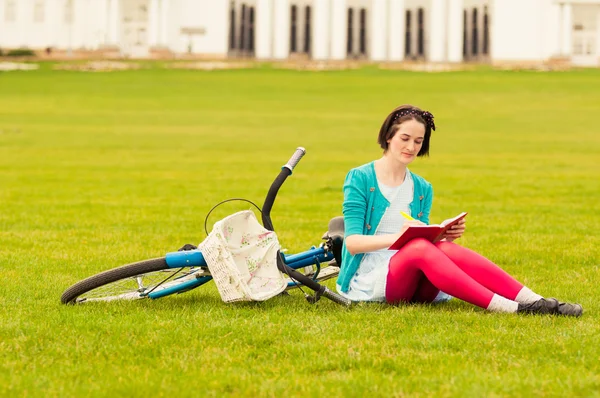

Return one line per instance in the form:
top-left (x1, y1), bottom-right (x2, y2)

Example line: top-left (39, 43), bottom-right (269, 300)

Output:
top-left (428, 0), bottom-right (446, 62)
top-left (330, 0), bottom-right (347, 60)
top-left (388, 0), bottom-right (405, 61)
top-left (273, 0), bottom-right (290, 59)
top-left (160, 0), bottom-right (169, 47)
top-left (561, 3), bottom-right (572, 56)
top-left (557, 3), bottom-right (563, 54)
top-left (72, 0), bottom-right (85, 48)
top-left (88, 0), bottom-right (105, 49)
top-left (596, 9), bottom-right (600, 64)
top-left (312, 0), bottom-right (329, 60)
top-left (148, 0), bottom-right (159, 46)
top-left (85, 0), bottom-right (94, 48)
top-left (46, 0), bottom-right (61, 48)
top-left (104, 0), bottom-right (110, 45)
top-left (446, 0), bottom-right (463, 62)
top-left (255, 0), bottom-right (273, 58)
top-left (107, 0), bottom-right (119, 45)
top-left (370, 0), bottom-right (387, 60)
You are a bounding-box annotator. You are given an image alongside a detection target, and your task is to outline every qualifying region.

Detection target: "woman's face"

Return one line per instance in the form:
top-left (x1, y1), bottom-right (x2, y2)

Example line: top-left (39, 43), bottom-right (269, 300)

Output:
top-left (386, 119), bottom-right (425, 165)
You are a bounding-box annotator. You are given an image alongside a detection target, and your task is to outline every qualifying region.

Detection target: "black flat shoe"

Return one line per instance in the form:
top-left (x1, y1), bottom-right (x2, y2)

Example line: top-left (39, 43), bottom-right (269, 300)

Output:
top-left (547, 298), bottom-right (583, 317)
top-left (517, 298), bottom-right (559, 315)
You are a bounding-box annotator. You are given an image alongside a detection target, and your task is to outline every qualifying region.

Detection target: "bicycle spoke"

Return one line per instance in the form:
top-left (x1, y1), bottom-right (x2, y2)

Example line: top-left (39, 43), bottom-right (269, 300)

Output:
top-left (76, 268), bottom-right (206, 302)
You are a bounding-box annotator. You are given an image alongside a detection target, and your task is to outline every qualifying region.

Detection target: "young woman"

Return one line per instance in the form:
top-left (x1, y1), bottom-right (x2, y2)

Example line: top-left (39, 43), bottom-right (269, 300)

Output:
top-left (336, 104), bottom-right (582, 316)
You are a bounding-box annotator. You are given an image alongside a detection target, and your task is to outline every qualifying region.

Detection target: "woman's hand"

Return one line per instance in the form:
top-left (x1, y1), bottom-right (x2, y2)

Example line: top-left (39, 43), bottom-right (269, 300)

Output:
top-left (387, 220), bottom-right (427, 248)
top-left (442, 218), bottom-right (466, 242)
top-left (400, 219), bottom-right (426, 233)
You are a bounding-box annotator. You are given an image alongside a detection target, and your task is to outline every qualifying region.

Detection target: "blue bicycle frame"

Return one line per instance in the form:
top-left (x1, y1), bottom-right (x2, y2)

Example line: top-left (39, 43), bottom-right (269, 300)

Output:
top-left (145, 147), bottom-right (349, 307)
top-left (146, 246), bottom-right (335, 299)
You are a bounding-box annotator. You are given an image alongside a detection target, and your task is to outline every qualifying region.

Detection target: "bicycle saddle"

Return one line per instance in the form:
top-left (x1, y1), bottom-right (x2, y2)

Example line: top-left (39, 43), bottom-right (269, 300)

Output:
top-left (322, 216), bottom-right (344, 266)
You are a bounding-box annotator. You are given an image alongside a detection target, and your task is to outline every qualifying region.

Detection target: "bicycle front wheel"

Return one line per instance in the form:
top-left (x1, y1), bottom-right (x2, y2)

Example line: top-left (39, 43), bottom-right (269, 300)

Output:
top-left (61, 257), bottom-right (202, 304)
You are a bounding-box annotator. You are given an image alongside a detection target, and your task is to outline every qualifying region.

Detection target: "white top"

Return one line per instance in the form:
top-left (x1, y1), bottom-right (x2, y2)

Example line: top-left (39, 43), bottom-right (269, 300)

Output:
top-left (339, 171), bottom-right (453, 303)
top-left (339, 172), bottom-right (413, 302)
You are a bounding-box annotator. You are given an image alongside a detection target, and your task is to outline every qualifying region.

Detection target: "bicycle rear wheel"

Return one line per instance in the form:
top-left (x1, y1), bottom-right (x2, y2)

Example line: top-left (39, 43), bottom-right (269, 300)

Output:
top-left (60, 258), bottom-right (203, 304)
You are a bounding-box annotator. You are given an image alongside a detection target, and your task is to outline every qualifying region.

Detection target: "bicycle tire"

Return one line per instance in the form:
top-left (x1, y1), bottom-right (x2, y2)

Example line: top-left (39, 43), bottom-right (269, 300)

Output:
top-left (61, 257), bottom-right (196, 304)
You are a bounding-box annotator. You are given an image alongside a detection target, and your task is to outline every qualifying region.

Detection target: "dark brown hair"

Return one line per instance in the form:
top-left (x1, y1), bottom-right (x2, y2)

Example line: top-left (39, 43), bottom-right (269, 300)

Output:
top-left (377, 104), bottom-right (435, 156)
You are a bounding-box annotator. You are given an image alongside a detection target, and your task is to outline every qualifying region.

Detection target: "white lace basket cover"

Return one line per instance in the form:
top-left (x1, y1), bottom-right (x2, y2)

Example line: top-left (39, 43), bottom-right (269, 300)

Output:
top-left (198, 210), bottom-right (287, 302)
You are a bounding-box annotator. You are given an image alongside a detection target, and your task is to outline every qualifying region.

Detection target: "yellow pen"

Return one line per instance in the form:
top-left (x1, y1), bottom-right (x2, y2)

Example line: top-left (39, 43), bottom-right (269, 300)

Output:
top-left (400, 211), bottom-right (415, 221)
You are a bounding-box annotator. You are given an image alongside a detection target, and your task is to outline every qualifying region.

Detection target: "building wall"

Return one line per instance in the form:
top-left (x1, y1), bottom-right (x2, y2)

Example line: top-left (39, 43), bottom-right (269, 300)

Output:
top-left (570, 3), bottom-right (600, 65)
top-left (1, 0), bottom-right (34, 48)
top-left (0, 0), bottom-right (109, 51)
top-left (490, 0), bottom-right (559, 62)
top-left (0, 0), bottom-right (228, 55)
top-left (0, 0), bottom-right (598, 66)
top-left (172, 0), bottom-right (228, 55)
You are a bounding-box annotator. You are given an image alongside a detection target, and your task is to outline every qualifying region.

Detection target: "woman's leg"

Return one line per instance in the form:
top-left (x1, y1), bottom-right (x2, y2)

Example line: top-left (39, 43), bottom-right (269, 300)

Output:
top-left (411, 278), bottom-right (441, 303)
top-left (386, 238), bottom-right (517, 311)
top-left (434, 241), bottom-right (541, 303)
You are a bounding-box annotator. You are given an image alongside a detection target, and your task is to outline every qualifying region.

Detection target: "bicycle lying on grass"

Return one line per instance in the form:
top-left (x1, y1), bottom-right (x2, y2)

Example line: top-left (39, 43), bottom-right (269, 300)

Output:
top-left (61, 148), bottom-right (351, 307)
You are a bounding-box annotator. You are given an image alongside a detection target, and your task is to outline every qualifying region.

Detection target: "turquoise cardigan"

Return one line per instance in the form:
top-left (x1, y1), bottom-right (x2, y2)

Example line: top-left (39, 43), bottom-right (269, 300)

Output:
top-left (337, 161), bottom-right (433, 293)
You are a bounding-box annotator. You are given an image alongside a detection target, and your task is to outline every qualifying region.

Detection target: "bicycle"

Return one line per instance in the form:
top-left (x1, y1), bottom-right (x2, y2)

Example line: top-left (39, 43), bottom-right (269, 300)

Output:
top-left (61, 148), bottom-right (351, 307)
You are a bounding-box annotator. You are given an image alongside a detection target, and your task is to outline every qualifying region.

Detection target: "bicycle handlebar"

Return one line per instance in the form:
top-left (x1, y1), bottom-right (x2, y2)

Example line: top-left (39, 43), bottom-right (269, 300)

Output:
top-left (261, 147), bottom-right (305, 232)
top-left (321, 287), bottom-right (352, 307)
top-left (275, 253), bottom-right (352, 307)
top-left (283, 147), bottom-right (306, 173)
top-left (261, 147), bottom-right (352, 308)
top-left (261, 170), bottom-right (288, 232)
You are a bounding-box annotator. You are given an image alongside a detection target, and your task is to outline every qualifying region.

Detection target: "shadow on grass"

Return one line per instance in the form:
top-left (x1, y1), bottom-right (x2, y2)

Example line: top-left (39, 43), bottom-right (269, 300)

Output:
top-left (58, 287), bottom-right (482, 317)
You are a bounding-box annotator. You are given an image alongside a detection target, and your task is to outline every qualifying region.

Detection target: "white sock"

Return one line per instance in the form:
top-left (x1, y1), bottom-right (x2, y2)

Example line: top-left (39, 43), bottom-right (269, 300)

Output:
top-left (514, 287), bottom-right (543, 304)
top-left (486, 294), bottom-right (519, 313)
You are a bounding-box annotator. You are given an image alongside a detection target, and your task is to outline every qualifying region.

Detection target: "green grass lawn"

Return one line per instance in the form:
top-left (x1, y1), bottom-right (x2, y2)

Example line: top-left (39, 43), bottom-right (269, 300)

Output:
top-left (1, 63), bottom-right (599, 397)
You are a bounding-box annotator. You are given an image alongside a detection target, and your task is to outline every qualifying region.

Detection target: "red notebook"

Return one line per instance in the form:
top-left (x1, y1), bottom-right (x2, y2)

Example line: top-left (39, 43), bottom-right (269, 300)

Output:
top-left (388, 212), bottom-right (468, 250)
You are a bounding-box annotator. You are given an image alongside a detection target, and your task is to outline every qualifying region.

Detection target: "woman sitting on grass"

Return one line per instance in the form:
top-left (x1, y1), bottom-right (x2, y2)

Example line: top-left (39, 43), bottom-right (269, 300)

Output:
top-left (336, 104), bottom-right (582, 316)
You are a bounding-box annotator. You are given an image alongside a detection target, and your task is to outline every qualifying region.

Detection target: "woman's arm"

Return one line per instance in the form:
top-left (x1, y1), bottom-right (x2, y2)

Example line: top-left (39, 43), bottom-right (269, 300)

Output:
top-left (345, 234), bottom-right (399, 255)
top-left (342, 169), bottom-right (368, 238)
top-left (345, 220), bottom-right (425, 255)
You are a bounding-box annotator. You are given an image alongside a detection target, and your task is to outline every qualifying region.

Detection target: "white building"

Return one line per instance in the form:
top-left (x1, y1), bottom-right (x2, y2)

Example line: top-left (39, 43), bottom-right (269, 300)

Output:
top-left (1, 0), bottom-right (599, 66)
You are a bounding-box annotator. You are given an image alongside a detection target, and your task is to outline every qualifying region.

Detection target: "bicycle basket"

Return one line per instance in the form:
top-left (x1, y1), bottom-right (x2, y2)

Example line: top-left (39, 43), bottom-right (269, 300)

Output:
top-left (198, 210), bottom-right (287, 302)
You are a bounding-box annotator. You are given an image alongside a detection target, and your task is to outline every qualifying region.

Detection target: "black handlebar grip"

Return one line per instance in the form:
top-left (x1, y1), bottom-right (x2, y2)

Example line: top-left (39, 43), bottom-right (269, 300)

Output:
top-left (321, 287), bottom-right (352, 307)
top-left (283, 147), bottom-right (306, 173)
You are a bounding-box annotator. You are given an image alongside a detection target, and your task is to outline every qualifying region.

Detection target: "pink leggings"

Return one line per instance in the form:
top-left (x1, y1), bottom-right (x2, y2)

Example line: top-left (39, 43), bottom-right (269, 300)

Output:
top-left (385, 238), bottom-right (524, 308)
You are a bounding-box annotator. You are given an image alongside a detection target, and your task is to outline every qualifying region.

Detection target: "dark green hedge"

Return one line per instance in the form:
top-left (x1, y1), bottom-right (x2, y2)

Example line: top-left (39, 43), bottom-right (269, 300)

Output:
top-left (6, 48), bottom-right (36, 57)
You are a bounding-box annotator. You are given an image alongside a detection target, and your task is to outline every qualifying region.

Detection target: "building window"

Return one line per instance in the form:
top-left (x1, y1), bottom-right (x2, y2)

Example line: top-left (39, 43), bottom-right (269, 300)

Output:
top-left (248, 6), bottom-right (255, 52)
top-left (290, 5), bottom-right (297, 52)
top-left (471, 8), bottom-right (478, 56)
top-left (347, 8), bottom-right (354, 55)
top-left (359, 8), bottom-right (367, 55)
top-left (463, 10), bottom-right (467, 57)
top-left (405, 10), bottom-right (412, 56)
top-left (304, 6), bottom-right (311, 54)
top-left (417, 8), bottom-right (424, 56)
top-left (5, 0), bottom-right (17, 22)
top-left (482, 7), bottom-right (489, 55)
top-left (229, 3), bottom-right (236, 50)
top-left (33, 0), bottom-right (44, 23)
top-left (240, 4), bottom-right (247, 52)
